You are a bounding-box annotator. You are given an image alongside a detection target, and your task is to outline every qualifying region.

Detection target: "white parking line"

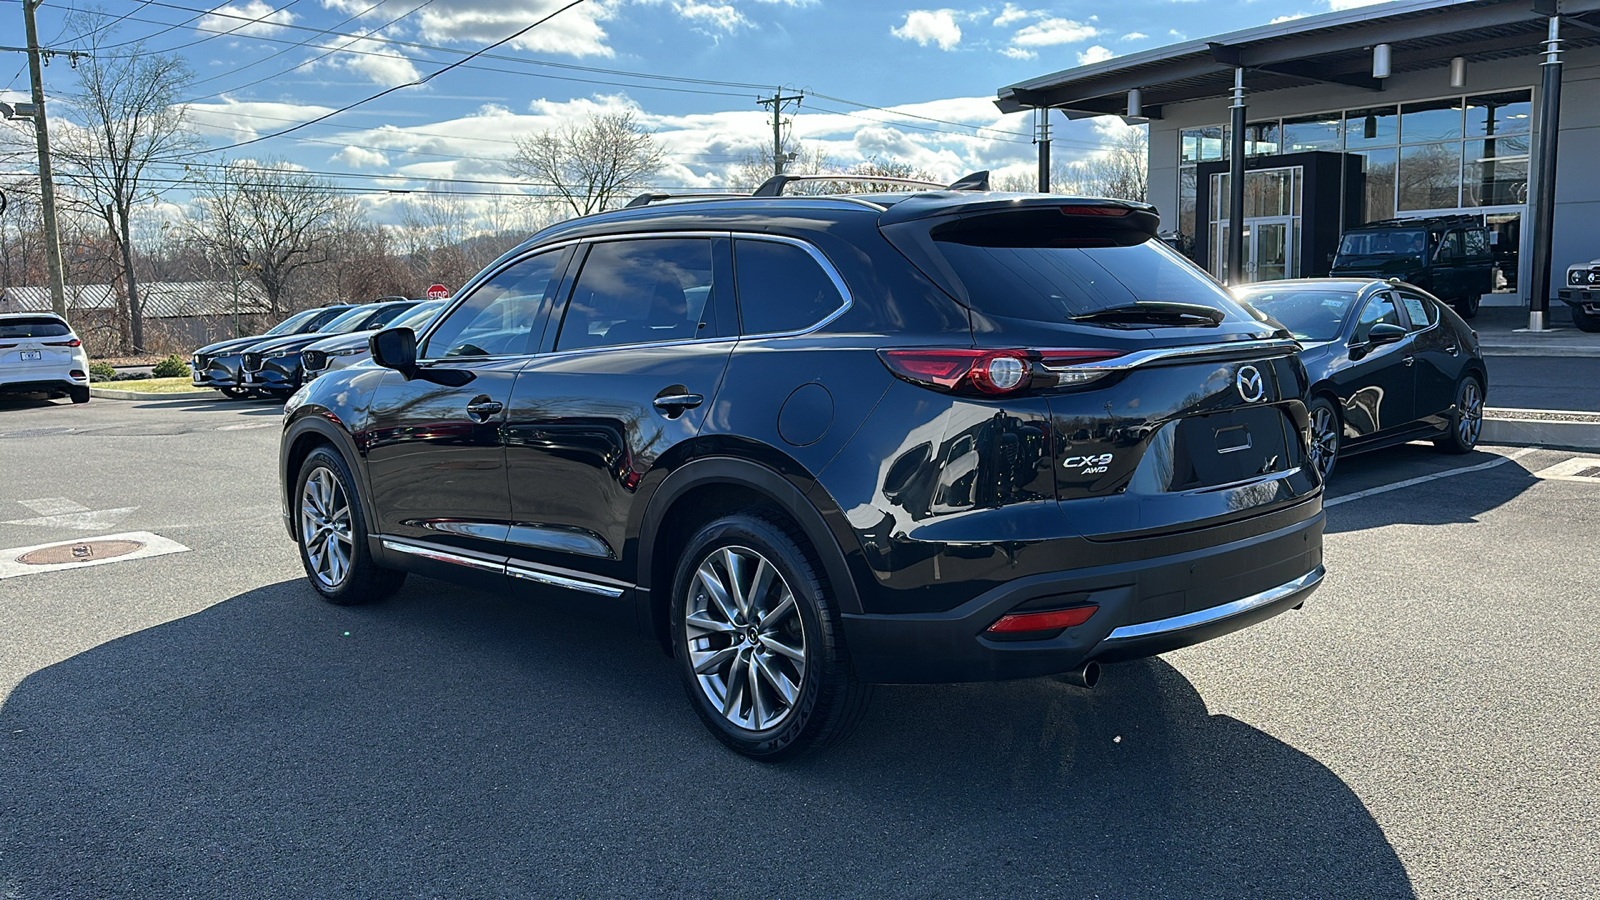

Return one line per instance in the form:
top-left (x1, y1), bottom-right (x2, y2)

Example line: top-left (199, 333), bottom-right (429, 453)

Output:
top-left (1532, 457), bottom-right (1600, 483)
top-left (0, 531), bottom-right (190, 580)
top-left (1325, 447), bottom-right (1540, 508)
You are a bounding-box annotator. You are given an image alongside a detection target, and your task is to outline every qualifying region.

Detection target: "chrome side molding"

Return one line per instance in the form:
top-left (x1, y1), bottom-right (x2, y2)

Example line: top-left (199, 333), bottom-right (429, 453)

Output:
top-left (379, 537), bottom-right (629, 599)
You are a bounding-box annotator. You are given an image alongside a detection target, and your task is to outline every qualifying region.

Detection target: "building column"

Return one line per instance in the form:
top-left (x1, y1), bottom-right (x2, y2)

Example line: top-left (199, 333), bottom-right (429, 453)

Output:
top-left (1526, 16), bottom-right (1563, 331)
top-left (1227, 68), bottom-right (1247, 285)
top-left (1036, 106), bottom-right (1052, 193)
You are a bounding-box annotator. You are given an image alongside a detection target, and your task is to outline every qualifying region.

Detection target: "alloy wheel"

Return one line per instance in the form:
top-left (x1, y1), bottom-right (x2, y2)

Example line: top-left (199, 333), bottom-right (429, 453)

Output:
top-left (1458, 379), bottom-right (1483, 446)
top-left (299, 466), bottom-right (354, 589)
top-left (683, 546), bottom-right (808, 732)
top-left (1309, 404), bottom-right (1339, 481)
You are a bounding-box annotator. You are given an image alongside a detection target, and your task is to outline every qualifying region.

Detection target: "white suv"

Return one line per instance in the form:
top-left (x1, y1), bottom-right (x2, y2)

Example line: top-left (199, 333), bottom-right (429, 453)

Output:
top-left (0, 313), bottom-right (92, 404)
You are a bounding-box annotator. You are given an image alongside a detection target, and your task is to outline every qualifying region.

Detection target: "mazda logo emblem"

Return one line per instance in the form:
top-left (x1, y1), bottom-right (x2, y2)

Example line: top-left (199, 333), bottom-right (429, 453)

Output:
top-left (1236, 365), bottom-right (1265, 403)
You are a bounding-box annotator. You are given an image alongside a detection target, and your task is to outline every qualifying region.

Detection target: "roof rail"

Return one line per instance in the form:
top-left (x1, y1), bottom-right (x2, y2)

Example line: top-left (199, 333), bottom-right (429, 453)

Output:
top-left (752, 170), bottom-right (990, 197)
top-left (623, 191), bottom-right (750, 209)
top-left (1358, 213), bottom-right (1486, 229)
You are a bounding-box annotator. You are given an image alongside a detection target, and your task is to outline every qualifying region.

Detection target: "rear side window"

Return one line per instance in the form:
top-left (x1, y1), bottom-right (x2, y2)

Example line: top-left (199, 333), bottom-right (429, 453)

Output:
top-left (365, 303), bottom-right (417, 329)
top-left (933, 232), bottom-right (1241, 322)
top-left (733, 239), bottom-right (846, 335)
top-left (0, 317), bottom-right (71, 339)
top-left (1464, 229), bottom-right (1490, 258)
top-left (1399, 292), bottom-right (1437, 330)
top-left (423, 252), bottom-right (560, 359)
top-left (556, 238), bottom-right (720, 351)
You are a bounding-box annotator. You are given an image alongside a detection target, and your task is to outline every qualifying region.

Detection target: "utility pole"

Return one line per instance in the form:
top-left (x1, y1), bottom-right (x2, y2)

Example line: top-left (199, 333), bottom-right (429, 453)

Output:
top-left (757, 90), bottom-right (803, 176)
top-left (20, 0), bottom-right (70, 321)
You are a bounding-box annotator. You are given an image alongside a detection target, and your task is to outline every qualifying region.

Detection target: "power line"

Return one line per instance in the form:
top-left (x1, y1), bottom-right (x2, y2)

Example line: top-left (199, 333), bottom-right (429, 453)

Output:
top-left (174, 0), bottom-right (596, 157)
top-left (51, 0), bottom-right (157, 46)
top-left (182, 0), bottom-right (399, 96)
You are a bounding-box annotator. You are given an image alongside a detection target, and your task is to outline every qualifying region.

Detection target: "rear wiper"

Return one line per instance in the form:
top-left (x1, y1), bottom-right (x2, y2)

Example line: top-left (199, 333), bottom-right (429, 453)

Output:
top-left (1071, 302), bottom-right (1225, 327)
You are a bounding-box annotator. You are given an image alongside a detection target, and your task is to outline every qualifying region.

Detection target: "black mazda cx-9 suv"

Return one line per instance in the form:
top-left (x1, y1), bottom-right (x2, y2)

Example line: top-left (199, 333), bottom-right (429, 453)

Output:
top-left (279, 180), bottom-right (1326, 759)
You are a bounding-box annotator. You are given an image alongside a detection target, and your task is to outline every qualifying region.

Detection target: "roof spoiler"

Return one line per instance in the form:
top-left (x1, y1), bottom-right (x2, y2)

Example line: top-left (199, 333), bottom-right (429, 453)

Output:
top-left (752, 170), bottom-right (990, 197)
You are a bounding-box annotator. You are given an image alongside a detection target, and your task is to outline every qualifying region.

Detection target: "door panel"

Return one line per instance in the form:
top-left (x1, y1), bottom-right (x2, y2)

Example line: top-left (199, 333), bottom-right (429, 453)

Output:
top-left (1336, 292), bottom-right (1417, 442)
top-left (1401, 293), bottom-right (1464, 423)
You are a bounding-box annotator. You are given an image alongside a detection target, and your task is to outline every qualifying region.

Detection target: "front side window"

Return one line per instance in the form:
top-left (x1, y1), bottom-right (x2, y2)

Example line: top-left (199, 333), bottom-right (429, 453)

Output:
top-left (1354, 294), bottom-right (1403, 343)
top-left (734, 239), bottom-right (846, 335)
top-left (422, 252), bottom-right (561, 359)
top-left (556, 238), bottom-right (719, 352)
top-left (299, 307), bottom-right (354, 333)
top-left (1436, 231), bottom-right (1463, 261)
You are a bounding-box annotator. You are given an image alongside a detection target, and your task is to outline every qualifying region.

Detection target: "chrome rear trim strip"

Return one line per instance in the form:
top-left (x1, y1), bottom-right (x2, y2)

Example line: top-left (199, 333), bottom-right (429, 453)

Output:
top-left (1039, 338), bottom-right (1303, 374)
top-left (507, 565), bottom-right (626, 597)
top-left (1103, 565), bottom-right (1324, 642)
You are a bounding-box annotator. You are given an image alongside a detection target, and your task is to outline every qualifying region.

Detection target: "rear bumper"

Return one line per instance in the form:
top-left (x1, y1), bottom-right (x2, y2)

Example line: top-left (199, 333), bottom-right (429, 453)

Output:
top-left (840, 509), bottom-right (1324, 683)
top-left (0, 377), bottom-right (85, 395)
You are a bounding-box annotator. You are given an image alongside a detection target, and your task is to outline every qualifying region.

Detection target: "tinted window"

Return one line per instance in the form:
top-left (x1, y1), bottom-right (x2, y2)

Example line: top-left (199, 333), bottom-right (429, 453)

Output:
top-left (1464, 229), bottom-right (1490, 258)
top-left (934, 234), bottom-right (1242, 322)
top-left (364, 303), bottom-right (419, 329)
top-left (1354, 294), bottom-right (1403, 342)
top-left (1338, 230), bottom-right (1426, 260)
top-left (394, 299), bottom-right (450, 330)
top-left (300, 307), bottom-right (354, 333)
top-left (320, 306), bottom-right (388, 333)
top-left (1398, 292), bottom-right (1436, 330)
top-left (0, 317), bottom-right (71, 339)
top-left (265, 309), bottom-right (322, 336)
top-left (557, 238), bottom-right (718, 351)
top-left (1235, 289), bottom-right (1355, 342)
top-left (734, 239), bottom-right (846, 335)
top-left (1436, 231), bottom-right (1463, 261)
top-left (422, 253), bottom-right (560, 359)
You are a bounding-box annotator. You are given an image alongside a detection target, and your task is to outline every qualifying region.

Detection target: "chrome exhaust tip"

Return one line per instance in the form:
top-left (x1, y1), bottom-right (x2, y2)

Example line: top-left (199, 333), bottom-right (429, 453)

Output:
top-left (1056, 660), bottom-right (1101, 689)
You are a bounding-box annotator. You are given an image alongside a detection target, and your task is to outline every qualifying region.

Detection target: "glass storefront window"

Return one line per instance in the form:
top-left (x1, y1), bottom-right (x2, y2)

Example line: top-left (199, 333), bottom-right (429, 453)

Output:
top-left (1179, 166), bottom-right (1197, 240)
top-left (1281, 115), bottom-right (1341, 152)
top-left (1462, 138), bottom-right (1529, 207)
top-left (1400, 98), bottom-right (1464, 144)
top-left (1355, 148), bottom-right (1397, 223)
top-left (1181, 125), bottom-right (1226, 164)
top-left (1245, 122), bottom-right (1280, 157)
top-left (1345, 106), bottom-right (1397, 149)
top-left (1398, 141), bottom-right (1462, 210)
top-left (1466, 90), bottom-right (1533, 137)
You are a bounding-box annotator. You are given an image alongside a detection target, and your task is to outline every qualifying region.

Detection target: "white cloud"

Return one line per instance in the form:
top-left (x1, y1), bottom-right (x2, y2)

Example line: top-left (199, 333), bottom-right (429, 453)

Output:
top-left (1076, 44), bottom-right (1114, 65)
top-left (323, 35), bottom-right (423, 86)
top-left (415, 0), bottom-right (618, 58)
top-left (1121, 31), bottom-right (1148, 40)
top-left (182, 99), bottom-right (338, 142)
top-left (199, 0), bottom-right (298, 38)
top-left (674, 1), bottom-right (748, 32)
top-left (891, 10), bottom-right (963, 51)
top-left (1270, 13), bottom-right (1307, 22)
top-left (334, 145), bottom-right (391, 167)
top-left (991, 3), bottom-right (1039, 27)
top-left (1000, 46), bottom-right (1036, 60)
top-left (1011, 17), bottom-right (1098, 48)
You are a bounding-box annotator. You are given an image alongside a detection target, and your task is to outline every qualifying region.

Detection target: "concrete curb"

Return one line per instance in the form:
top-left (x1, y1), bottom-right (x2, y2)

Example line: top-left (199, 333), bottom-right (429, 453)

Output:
top-left (1481, 344), bottom-right (1600, 358)
top-left (89, 386), bottom-right (219, 401)
top-left (1483, 416), bottom-right (1600, 451)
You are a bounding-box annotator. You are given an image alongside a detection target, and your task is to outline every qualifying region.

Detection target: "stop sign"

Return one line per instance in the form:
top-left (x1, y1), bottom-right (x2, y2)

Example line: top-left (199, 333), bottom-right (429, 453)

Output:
top-left (426, 283), bottom-right (449, 299)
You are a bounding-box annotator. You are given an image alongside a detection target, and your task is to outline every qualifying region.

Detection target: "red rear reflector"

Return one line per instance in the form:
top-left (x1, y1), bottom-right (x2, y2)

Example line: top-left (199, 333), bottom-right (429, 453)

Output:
top-left (1059, 205), bottom-right (1129, 217)
top-left (988, 605), bottom-right (1098, 633)
top-left (44, 339), bottom-right (82, 347)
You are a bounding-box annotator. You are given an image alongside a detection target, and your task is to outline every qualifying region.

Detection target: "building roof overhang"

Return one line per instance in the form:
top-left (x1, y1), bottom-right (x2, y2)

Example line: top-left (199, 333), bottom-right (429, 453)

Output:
top-left (997, 0), bottom-right (1600, 121)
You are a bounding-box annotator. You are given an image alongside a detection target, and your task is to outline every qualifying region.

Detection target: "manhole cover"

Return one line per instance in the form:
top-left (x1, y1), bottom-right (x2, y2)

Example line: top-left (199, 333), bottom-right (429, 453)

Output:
top-left (16, 539), bottom-right (145, 566)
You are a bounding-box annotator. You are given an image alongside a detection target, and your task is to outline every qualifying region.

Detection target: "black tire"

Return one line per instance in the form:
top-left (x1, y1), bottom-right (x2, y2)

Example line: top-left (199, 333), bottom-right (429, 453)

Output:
top-left (293, 446), bottom-right (406, 605)
top-left (219, 386), bottom-right (250, 400)
top-left (69, 387), bottom-right (90, 404)
top-left (1434, 374), bottom-right (1484, 454)
top-left (268, 389), bottom-right (297, 402)
top-left (670, 511), bottom-right (872, 761)
top-left (1454, 293), bottom-right (1480, 319)
top-left (1573, 307), bottom-right (1600, 333)
top-left (1307, 396), bottom-right (1341, 483)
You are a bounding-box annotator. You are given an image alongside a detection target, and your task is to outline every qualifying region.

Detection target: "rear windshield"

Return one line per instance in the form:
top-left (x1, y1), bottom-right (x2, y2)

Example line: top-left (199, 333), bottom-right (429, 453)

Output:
top-left (1338, 230), bottom-right (1425, 260)
top-left (933, 232), bottom-right (1242, 322)
top-left (0, 317), bottom-right (71, 338)
top-left (1236, 288), bottom-right (1357, 342)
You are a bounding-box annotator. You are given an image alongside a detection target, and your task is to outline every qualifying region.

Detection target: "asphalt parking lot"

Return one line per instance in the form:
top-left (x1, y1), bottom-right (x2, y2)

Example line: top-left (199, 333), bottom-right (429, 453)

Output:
top-left (1, 395), bottom-right (1596, 899)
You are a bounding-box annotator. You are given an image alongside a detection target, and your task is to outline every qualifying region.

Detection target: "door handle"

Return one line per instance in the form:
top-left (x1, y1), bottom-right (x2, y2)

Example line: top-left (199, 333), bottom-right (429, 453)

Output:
top-left (653, 393), bottom-right (704, 417)
top-left (1446, 344), bottom-right (1460, 356)
top-left (1402, 355), bottom-right (1415, 367)
top-left (466, 397), bottom-right (503, 419)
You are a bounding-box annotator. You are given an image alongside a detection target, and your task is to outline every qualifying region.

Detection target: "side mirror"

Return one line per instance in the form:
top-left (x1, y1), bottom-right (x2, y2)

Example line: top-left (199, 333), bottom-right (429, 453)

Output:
top-left (1367, 323), bottom-right (1408, 346)
top-left (370, 327), bottom-right (417, 377)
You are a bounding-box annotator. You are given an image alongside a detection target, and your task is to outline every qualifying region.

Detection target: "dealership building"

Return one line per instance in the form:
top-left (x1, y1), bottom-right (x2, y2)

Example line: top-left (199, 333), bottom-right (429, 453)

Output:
top-left (998, 0), bottom-right (1600, 325)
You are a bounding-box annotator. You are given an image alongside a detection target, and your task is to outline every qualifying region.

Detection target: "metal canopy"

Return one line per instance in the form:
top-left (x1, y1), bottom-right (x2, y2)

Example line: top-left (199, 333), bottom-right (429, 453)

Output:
top-left (996, 0), bottom-right (1600, 118)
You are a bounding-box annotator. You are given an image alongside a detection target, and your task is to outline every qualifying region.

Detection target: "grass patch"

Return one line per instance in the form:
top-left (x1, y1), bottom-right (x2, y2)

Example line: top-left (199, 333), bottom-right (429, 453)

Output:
top-left (94, 377), bottom-right (212, 394)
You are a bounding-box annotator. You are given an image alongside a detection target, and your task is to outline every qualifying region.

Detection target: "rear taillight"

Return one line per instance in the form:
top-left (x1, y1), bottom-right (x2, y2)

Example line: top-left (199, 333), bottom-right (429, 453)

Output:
top-left (879, 348), bottom-right (1124, 397)
top-left (987, 605), bottom-right (1099, 634)
top-left (44, 338), bottom-right (82, 347)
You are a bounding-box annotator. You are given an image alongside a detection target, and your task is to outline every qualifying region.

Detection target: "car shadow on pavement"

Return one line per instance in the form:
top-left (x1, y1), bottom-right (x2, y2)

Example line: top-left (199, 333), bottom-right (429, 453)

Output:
top-left (131, 396), bottom-right (283, 414)
top-left (0, 576), bottom-right (1414, 898)
top-left (1323, 444), bottom-right (1538, 535)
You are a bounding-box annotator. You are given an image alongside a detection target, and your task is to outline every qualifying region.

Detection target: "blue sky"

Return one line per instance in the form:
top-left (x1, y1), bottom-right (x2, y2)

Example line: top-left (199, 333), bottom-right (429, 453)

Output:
top-left (3, 0), bottom-right (1384, 221)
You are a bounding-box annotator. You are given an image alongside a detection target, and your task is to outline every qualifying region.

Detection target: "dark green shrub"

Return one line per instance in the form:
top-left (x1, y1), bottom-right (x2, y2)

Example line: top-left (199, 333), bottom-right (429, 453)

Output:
top-left (88, 361), bottom-right (116, 381)
top-left (152, 354), bottom-right (190, 378)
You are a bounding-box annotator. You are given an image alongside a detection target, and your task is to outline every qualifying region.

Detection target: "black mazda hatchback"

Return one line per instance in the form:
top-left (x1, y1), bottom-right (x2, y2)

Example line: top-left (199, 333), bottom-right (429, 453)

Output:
top-left (279, 179), bottom-right (1326, 759)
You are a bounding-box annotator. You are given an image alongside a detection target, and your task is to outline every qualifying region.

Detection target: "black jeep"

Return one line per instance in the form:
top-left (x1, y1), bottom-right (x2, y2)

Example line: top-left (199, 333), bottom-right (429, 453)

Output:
top-left (1330, 215), bottom-right (1494, 318)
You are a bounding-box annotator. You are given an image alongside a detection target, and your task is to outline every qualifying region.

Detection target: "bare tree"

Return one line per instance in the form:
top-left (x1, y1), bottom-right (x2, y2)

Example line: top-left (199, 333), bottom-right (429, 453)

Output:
top-left (53, 17), bottom-right (198, 351)
top-left (991, 126), bottom-right (1148, 201)
top-left (187, 159), bottom-right (354, 316)
top-left (728, 140), bottom-right (833, 192)
top-left (507, 110), bottom-right (664, 217)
